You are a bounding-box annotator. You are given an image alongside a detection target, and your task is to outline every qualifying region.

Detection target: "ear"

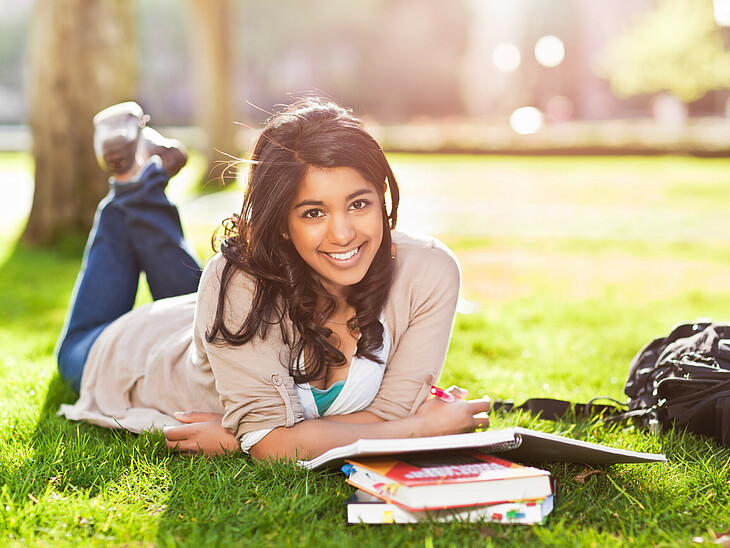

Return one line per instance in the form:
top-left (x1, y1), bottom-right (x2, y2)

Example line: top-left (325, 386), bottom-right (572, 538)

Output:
top-left (382, 182), bottom-right (388, 195)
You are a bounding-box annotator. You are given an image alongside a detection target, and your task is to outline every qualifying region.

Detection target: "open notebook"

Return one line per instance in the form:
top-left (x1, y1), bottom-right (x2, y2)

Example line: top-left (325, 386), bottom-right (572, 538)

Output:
top-left (297, 426), bottom-right (667, 470)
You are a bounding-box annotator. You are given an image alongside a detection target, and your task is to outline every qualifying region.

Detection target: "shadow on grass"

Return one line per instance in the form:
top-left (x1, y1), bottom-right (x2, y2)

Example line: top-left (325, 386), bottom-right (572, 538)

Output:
top-left (4, 372), bottom-right (151, 503)
top-left (0, 239), bottom-right (149, 504)
top-left (0, 238), bottom-right (84, 327)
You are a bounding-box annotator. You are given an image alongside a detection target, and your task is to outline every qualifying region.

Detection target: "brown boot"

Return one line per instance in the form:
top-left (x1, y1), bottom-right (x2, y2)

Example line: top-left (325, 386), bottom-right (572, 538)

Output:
top-left (93, 101), bottom-right (146, 180)
top-left (138, 126), bottom-right (188, 179)
top-left (93, 102), bottom-right (188, 181)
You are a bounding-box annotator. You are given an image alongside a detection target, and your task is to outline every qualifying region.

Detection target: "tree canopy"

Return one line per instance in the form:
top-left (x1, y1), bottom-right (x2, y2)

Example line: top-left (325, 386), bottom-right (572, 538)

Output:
top-left (598, 0), bottom-right (730, 102)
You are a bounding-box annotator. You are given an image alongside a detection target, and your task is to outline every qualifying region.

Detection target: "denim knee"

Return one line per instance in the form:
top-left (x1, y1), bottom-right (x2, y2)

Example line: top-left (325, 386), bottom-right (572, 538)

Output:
top-left (56, 323), bottom-right (109, 392)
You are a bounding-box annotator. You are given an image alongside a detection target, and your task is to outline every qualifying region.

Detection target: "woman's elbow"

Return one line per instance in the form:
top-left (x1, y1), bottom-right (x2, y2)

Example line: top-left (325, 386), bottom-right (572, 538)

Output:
top-left (248, 427), bottom-right (310, 462)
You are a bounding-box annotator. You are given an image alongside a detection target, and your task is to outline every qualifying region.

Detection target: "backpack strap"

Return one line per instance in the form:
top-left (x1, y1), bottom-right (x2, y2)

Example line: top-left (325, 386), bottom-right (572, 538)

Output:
top-left (493, 397), bottom-right (627, 422)
top-left (602, 407), bottom-right (658, 424)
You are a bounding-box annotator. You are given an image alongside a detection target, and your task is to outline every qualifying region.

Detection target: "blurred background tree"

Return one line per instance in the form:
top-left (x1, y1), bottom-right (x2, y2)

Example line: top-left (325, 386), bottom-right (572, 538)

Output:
top-left (189, 0), bottom-right (235, 183)
top-left (598, 0), bottom-right (730, 103)
top-left (24, 0), bottom-right (136, 246)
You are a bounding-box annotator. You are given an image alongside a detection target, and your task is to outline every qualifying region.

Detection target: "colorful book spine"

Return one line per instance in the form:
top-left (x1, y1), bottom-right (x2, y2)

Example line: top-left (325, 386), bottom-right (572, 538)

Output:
top-left (346, 490), bottom-right (553, 524)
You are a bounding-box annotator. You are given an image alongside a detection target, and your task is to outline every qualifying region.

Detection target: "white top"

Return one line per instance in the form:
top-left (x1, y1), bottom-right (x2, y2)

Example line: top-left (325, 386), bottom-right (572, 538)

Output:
top-left (240, 320), bottom-right (392, 453)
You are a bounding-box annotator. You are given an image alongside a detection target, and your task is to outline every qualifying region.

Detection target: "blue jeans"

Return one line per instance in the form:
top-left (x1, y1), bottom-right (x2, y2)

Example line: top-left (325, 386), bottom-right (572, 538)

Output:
top-left (55, 158), bottom-right (202, 391)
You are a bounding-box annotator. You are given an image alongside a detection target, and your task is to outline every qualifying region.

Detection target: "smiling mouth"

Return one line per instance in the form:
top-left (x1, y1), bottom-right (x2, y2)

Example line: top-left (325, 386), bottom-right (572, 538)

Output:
top-left (325, 246), bottom-right (361, 261)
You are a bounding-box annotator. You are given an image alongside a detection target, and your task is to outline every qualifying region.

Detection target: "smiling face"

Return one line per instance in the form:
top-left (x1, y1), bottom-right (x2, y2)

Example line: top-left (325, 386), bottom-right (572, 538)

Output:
top-left (286, 166), bottom-right (385, 299)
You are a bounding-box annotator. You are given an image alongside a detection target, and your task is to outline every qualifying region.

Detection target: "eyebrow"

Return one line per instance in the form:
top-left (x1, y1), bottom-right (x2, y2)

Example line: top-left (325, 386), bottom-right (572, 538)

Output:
top-left (291, 188), bottom-right (376, 210)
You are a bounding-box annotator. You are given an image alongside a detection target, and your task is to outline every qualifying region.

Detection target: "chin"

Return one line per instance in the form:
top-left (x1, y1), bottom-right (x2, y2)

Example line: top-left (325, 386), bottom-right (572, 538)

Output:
top-left (323, 272), bottom-right (367, 292)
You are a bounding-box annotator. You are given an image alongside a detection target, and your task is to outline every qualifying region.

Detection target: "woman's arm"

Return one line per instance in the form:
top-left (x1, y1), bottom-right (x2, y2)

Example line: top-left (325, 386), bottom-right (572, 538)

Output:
top-left (161, 410), bottom-right (385, 455)
top-left (251, 390), bottom-right (490, 461)
top-left (319, 411), bottom-right (384, 424)
top-left (365, 238), bottom-right (463, 420)
top-left (164, 388), bottom-right (490, 459)
top-left (163, 411), bottom-right (387, 456)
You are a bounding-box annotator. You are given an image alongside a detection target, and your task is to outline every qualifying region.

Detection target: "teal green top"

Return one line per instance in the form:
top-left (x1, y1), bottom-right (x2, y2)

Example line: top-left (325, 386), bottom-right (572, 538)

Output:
top-left (310, 381), bottom-right (346, 416)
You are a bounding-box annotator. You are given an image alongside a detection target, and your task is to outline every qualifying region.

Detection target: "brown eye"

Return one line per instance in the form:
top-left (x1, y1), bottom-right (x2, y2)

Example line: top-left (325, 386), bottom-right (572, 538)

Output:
top-left (350, 199), bottom-right (370, 210)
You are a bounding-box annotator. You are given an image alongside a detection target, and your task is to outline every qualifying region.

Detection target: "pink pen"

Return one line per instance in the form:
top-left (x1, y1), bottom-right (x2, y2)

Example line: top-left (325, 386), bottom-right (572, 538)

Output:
top-left (430, 385), bottom-right (457, 403)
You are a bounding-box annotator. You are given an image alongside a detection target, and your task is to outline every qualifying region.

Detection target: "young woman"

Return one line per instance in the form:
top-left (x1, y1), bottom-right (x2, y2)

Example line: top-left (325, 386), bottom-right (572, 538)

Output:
top-left (58, 97), bottom-right (490, 460)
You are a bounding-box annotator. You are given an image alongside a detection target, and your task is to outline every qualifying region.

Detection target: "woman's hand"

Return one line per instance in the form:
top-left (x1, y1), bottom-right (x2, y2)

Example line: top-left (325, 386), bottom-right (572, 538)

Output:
top-left (163, 411), bottom-right (240, 457)
top-left (414, 385), bottom-right (490, 436)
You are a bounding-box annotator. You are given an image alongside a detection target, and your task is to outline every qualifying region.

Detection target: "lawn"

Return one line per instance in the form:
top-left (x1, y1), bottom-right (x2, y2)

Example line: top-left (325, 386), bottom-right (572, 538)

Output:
top-left (2, 153), bottom-right (730, 547)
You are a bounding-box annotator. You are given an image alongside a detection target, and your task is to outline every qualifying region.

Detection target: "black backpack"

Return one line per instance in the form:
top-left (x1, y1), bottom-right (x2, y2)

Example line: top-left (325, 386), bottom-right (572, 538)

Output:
top-left (493, 320), bottom-right (730, 446)
top-left (623, 320), bottom-right (730, 446)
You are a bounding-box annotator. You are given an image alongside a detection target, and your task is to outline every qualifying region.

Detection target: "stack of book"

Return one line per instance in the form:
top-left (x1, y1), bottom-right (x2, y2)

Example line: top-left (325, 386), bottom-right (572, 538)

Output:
top-left (342, 450), bottom-right (554, 524)
top-left (296, 427), bottom-right (667, 524)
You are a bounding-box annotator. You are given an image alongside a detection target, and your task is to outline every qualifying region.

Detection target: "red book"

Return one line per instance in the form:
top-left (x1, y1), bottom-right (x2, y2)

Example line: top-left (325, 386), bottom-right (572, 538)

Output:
top-left (344, 451), bottom-right (552, 511)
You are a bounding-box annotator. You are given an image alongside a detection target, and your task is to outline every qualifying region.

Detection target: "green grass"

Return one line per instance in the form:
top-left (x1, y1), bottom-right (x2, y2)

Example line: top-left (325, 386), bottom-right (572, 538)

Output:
top-left (2, 153), bottom-right (730, 546)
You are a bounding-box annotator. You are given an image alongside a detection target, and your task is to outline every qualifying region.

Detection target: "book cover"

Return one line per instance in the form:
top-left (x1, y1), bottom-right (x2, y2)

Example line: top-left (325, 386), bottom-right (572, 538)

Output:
top-left (346, 489), bottom-right (554, 524)
top-left (297, 426), bottom-right (668, 470)
top-left (343, 451), bottom-right (552, 511)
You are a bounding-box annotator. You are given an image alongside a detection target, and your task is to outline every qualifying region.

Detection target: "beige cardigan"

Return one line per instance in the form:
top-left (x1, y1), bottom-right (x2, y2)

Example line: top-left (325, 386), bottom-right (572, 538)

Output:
top-left (59, 231), bottom-right (461, 440)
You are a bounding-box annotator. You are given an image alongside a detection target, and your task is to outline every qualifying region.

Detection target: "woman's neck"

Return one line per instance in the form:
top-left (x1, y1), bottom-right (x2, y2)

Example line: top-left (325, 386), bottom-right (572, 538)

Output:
top-left (316, 291), bottom-right (354, 326)
top-left (322, 304), bottom-right (354, 325)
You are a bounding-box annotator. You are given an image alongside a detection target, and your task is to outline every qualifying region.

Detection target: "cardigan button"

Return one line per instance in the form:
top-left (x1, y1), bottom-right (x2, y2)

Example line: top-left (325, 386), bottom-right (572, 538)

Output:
top-left (426, 374), bottom-right (435, 385)
top-left (271, 374), bottom-right (282, 386)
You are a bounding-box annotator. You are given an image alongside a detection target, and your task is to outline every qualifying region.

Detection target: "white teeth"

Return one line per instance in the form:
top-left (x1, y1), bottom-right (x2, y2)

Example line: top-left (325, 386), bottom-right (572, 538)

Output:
top-left (327, 247), bottom-right (359, 260)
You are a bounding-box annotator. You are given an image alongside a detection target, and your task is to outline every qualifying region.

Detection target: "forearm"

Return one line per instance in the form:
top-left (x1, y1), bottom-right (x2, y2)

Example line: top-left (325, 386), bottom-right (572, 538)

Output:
top-left (168, 391), bottom-right (490, 459)
top-left (249, 392), bottom-right (490, 461)
top-left (165, 410), bottom-right (390, 458)
top-left (319, 411), bottom-right (385, 424)
top-left (249, 414), bottom-right (424, 461)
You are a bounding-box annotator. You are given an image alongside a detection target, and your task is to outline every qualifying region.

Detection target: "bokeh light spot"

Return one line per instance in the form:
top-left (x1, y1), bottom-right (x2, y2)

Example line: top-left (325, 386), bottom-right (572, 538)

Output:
top-left (510, 106), bottom-right (544, 135)
top-left (492, 43), bottom-right (521, 73)
top-left (715, 0), bottom-right (730, 26)
top-left (534, 35), bottom-right (565, 67)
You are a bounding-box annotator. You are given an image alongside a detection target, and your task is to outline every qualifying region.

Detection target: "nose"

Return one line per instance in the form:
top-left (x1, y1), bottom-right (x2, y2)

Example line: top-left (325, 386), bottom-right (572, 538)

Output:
top-left (328, 212), bottom-right (356, 246)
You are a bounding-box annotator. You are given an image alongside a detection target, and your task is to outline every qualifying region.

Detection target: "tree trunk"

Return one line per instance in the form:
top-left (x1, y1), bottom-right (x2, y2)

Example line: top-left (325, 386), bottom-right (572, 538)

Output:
top-left (189, 0), bottom-right (237, 185)
top-left (23, 0), bottom-right (137, 246)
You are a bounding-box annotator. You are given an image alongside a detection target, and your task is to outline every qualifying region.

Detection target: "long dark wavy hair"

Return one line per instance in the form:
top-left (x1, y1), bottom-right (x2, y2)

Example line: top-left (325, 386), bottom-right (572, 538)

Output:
top-left (206, 97), bottom-right (400, 384)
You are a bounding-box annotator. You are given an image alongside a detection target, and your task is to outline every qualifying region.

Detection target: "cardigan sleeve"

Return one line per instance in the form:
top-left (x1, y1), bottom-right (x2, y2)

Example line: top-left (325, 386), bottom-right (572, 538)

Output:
top-left (364, 236), bottom-right (461, 420)
top-left (193, 254), bottom-right (305, 439)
